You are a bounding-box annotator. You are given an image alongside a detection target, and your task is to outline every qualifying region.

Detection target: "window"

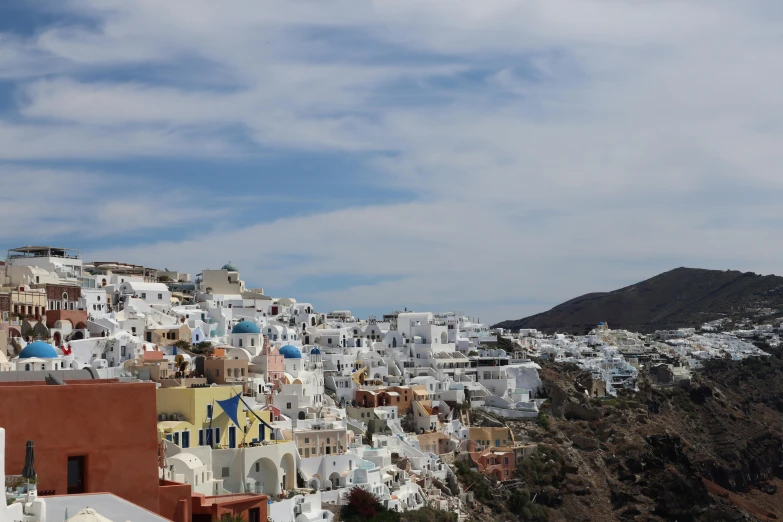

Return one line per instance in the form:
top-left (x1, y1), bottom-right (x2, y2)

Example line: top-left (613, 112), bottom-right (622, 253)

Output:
top-left (132, 327), bottom-right (136, 334)
top-left (199, 429), bottom-right (204, 446)
top-left (239, 339), bottom-right (243, 347)
top-left (222, 467), bottom-right (230, 478)
top-left (141, 293), bottom-right (147, 299)
top-left (495, 439), bottom-right (500, 447)
top-left (182, 431), bottom-right (190, 448)
top-left (304, 438), bottom-right (309, 444)
top-left (173, 432), bottom-right (179, 446)
top-left (207, 404), bottom-right (213, 418)
top-left (255, 462), bottom-right (260, 472)
top-left (287, 403), bottom-right (291, 409)
top-left (158, 293), bottom-right (163, 300)
top-left (251, 338), bottom-right (255, 347)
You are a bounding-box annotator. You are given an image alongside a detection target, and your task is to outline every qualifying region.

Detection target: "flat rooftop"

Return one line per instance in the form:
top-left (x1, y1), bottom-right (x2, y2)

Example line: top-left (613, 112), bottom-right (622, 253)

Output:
top-left (8, 246), bottom-right (80, 259)
top-left (43, 493), bottom-right (169, 522)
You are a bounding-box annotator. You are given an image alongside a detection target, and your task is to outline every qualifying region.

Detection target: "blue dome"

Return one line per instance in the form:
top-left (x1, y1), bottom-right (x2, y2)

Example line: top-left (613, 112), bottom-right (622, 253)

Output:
top-left (310, 347), bottom-right (321, 355)
top-left (232, 321), bottom-right (260, 334)
top-left (222, 263), bottom-right (239, 272)
top-left (279, 345), bottom-right (302, 359)
top-left (19, 341), bottom-right (58, 359)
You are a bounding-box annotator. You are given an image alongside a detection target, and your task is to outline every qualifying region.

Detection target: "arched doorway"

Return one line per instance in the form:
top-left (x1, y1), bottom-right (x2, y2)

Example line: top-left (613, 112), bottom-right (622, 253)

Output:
top-left (280, 453), bottom-right (296, 491)
top-left (328, 471), bottom-right (341, 490)
top-left (248, 457), bottom-right (279, 495)
top-left (71, 331), bottom-right (84, 340)
top-left (53, 332), bottom-right (61, 347)
top-left (298, 411), bottom-right (306, 420)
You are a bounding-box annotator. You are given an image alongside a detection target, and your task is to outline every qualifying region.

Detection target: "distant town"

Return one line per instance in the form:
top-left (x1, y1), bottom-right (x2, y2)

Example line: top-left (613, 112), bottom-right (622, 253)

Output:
top-left (0, 245), bottom-right (772, 522)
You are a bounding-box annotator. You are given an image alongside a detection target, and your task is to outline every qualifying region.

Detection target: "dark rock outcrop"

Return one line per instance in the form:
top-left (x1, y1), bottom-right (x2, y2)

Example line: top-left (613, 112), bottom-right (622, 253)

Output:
top-left (494, 267), bottom-right (783, 334)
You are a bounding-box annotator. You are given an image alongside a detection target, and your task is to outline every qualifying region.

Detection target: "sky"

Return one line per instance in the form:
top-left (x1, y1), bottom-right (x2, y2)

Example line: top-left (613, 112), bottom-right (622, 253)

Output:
top-left (1, 1), bottom-right (783, 324)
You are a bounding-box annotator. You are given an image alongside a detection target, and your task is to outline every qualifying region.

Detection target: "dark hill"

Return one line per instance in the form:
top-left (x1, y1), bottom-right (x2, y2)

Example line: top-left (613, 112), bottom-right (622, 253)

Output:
top-left (494, 267), bottom-right (783, 334)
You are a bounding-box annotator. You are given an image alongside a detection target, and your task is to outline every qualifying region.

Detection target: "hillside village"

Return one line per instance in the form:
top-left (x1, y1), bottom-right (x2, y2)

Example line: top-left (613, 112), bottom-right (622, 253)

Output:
top-left (0, 245), bottom-right (776, 522)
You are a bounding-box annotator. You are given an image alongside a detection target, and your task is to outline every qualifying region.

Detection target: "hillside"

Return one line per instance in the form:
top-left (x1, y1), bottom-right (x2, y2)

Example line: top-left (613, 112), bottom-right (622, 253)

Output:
top-left (460, 351), bottom-right (783, 521)
top-left (494, 267), bottom-right (783, 334)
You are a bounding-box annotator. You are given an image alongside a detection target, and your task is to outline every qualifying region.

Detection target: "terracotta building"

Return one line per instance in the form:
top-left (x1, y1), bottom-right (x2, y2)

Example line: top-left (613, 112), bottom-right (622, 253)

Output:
top-left (355, 385), bottom-right (414, 415)
top-left (44, 283), bottom-right (81, 312)
top-left (0, 380), bottom-right (161, 512)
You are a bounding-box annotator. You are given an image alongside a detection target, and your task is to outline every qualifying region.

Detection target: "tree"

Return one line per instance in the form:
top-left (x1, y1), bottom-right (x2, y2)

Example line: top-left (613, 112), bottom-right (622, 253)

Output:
top-left (340, 487), bottom-right (400, 522)
top-left (173, 339), bottom-right (191, 349)
top-left (192, 341), bottom-right (214, 355)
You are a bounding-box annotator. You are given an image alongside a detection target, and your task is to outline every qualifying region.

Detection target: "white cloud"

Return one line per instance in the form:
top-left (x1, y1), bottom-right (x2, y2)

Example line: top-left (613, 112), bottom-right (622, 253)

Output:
top-left (2, 1), bottom-right (783, 322)
top-left (0, 166), bottom-right (224, 239)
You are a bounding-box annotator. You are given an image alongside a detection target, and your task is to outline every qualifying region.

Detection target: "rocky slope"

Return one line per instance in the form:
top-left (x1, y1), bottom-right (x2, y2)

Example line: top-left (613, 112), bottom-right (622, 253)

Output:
top-left (459, 349), bottom-right (783, 521)
top-left (494, 267), bottom-right (783, 334)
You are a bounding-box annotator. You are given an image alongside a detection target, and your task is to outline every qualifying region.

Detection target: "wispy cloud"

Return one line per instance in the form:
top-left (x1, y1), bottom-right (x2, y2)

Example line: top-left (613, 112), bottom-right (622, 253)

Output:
top-left (1, 1), bottom-right (782, 322)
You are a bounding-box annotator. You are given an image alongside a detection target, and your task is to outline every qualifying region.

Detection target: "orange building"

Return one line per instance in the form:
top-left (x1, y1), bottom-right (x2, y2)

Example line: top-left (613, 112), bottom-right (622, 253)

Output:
top-left (159, 480), bottom-right (268, 522)
top-left (0, 379), bottom-right (161, 513)
top-left (0, 379), bottom-right (269, 522)
top-left (355, 385), bottom-right (414, 415)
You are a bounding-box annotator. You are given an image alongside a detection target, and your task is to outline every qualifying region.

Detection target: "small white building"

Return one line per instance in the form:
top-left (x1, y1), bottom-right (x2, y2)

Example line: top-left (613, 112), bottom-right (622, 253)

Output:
top-left (118, 282), bottom-right (171, 306)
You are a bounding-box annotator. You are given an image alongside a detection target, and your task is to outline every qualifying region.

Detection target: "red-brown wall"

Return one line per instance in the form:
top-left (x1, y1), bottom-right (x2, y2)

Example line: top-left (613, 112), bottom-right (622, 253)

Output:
top-left (193, 494), bottom-right (268, 521)
top-left (159, 480), bottom-right (192, 522)
top-left (0, 381), bottom-right (160, 513)
top-left (45, 309), bottom-right (88, 329)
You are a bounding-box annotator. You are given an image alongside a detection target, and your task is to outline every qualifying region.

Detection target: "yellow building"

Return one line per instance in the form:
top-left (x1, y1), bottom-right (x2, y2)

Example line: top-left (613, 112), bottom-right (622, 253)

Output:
top-left (468, 426), bottom-right (515, 450)
top-left (156, 385), bottom-right (274, 450)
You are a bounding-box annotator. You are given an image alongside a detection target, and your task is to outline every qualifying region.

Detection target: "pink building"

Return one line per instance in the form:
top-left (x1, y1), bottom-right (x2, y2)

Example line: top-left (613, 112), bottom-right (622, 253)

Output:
top-left (468, 442), bottom-right (516, 481)
top-left (256, 335), bottom-right (284, 389)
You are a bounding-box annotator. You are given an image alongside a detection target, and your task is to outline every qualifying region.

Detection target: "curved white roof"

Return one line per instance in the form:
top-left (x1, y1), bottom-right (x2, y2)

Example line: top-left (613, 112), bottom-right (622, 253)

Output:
top-left (169, 453), bottom-right (204, 470)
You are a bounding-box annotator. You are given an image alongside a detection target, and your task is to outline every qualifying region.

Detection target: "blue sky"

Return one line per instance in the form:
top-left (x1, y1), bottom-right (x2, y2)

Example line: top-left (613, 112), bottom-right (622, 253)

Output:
top-left (1, 1), bottom-right (783, 323)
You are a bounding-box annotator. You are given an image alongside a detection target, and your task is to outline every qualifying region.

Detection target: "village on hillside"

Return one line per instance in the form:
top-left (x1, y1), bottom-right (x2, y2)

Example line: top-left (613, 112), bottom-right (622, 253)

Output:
top-left (0, 245), bottom-right (773, 522)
